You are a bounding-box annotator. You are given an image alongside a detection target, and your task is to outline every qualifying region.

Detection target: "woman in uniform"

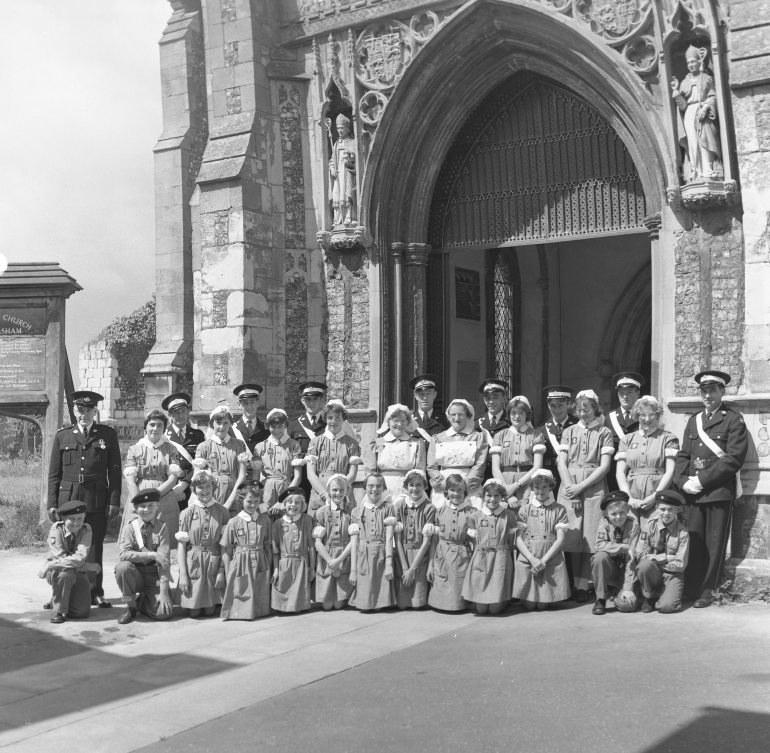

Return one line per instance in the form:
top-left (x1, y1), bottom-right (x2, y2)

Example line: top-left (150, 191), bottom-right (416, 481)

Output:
top-left (252, 408), bottom-right (303, 511)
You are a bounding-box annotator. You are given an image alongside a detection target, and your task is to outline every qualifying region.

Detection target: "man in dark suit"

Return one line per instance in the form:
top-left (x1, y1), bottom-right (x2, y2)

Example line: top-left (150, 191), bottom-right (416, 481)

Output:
top-left (231, 383), bottom-right (269, 452)
top-left (288, 381), bottom-right (327, 496)
top-left (162, 392), bottom-right (206, 511)
top-left (674, 370), bottom-right (748, 608)
top-left (536, 385), bottom-right (577, 496)
top-left (604, 372), bottom-right (643, 491)
top-left (475, 379), bottom-right (512, 480)
top-left (409, 374), bottom-right (449, 443)
top-left (47, 391), bottom-right (122, 608)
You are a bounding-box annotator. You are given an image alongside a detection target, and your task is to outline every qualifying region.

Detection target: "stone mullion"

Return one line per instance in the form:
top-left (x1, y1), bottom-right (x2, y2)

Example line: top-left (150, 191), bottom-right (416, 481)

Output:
top-left (404, 243), bottom-right (431, 397)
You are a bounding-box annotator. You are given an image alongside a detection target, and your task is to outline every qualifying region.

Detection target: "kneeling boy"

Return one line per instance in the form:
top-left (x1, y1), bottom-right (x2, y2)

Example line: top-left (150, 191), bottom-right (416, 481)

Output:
top-left (39, 499), bottom-right (100, 624)
top-left (114, 489), bottom-right (174, 624)
top-left (591, 491), bottom-right (640, 615)
top-left (635, 490), bottom-right (689, 614)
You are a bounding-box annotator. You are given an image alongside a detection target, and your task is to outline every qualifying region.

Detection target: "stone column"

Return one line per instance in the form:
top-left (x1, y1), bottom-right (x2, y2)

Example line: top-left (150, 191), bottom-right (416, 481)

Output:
top-left (404, 243), bottom-right (431, 396)
top-left (143, 0), bottom-right (208, 408)
top-left (391, 243), bottom-right (405, 404)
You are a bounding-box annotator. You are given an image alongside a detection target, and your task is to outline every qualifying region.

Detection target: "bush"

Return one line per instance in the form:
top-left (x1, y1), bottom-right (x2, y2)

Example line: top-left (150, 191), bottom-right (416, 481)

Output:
top-left (0, 457), bottom-right (46, 549)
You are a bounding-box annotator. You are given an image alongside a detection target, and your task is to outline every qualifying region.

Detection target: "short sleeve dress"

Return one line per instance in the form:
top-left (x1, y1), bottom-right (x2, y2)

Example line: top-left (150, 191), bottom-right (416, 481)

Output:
top-left (616, 428), bottom-right (679, 532)
top-left (490, 425), bottom-right (546, 505)
top-left (312, 502), bottom-right (354, 604)
top-left (392, 495), bottom-right (436, 608)
top-left (253, 435), bottom-right (303, 508)
top-left (122, 437), bottom-right (183, 541)
top-left (270, 512), bottom-right (314, 613)
top-left (367, 433), bottom-right (427, 496)
top-left (349, 498), bottom-right (397, 610)
top-left (428, 500), bottom-right (475, 611)
top-left (195, 435), bottom-right (251, 517)
top-left (305, 431), bottom-right (361, 513)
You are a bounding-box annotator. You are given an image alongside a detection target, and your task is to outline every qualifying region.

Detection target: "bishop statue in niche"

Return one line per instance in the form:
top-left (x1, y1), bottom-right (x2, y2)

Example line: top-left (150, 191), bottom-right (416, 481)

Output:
top-left (671, 45), bottom-right (722, 182)
top-left (327, 113), bottom-right (357, 228)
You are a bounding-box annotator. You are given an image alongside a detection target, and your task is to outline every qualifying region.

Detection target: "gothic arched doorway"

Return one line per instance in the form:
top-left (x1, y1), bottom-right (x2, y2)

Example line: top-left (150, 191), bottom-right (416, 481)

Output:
top-left (425, 73), bottom-right (651, 419)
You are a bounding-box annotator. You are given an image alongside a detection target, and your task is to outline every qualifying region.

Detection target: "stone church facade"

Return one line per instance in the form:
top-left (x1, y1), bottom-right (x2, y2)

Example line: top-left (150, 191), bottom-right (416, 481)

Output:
top-left (79, 0), bottom-right (770, 579)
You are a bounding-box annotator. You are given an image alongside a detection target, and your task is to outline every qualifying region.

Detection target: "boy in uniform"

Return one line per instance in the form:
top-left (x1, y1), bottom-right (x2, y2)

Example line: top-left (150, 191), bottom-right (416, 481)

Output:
top-left (39, 499), bottom-right (101, 623)
top-left (114, 489), bottom-right (174, 624)
top-left (590, 490), bottom-right (640, 615)
top-left (288, 381), bottom-right (327, 496)
top-left (604, 373), bottom-right (643, 491)
top-left (635, 490), bottom-right (690, 614)
top-left (476, 379), bottom-right (511, 482)
top-left (163, 392), bottom-right (206, 511)
top-left (231, 383), bottom-right (270, 452)
top-left (674, 370), bottom-right (748, 607)
top-left (409, 374), bottom-right (449, 443)
top-left (536, 385), bottom-right (577, 496)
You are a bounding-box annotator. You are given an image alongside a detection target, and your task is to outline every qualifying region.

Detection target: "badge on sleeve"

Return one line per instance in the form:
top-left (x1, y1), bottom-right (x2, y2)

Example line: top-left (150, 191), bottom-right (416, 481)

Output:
top-left (597, 530), bottom-right (608, 540)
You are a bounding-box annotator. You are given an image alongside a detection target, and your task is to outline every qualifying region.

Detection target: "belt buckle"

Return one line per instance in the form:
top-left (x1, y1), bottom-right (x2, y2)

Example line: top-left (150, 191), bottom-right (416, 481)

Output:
top-left (693, 459), bottom-right (706, 470)
top-left (78, 473), bottom-right (84, 483)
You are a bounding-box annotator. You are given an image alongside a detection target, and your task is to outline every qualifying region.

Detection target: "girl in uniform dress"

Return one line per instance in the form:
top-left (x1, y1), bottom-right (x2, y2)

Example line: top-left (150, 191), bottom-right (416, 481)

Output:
top-left (349, 473), bottom-right (397, 611)
top-left (392, 469), bottom-right (435, 609)
top-left (270, 487), bottom-right (315, 613)
top-left (195, 406), bottom-right (253, 517)
top-left (461, 480), bottom-right (517, 615)
top-left (219, 481), bottom-right (272, 620)
top-left (427, 399), bottom-right (488, 509)
top-left (252, 408), bottom-right (303, 511)
top-left (367, 404), bottom-right (427, 497)
top-left (305, 400), bottom-right (362, 514)
top-left (123, 409), bottom-right (183, 541)
top-left (490, 396), bottom-right (545, 510)
top-left (427, 473), bottom-right (475, 612)
top-left (175, 466), bottom-right (229, 616)
top-left (557, 389), bottom-right (615, 601)
top-left (312, 474), bottom-right (355, 610)
top-left (616, 396), bottom-right (679, 533)
top-left (513, 469), bottom-right (571, 610)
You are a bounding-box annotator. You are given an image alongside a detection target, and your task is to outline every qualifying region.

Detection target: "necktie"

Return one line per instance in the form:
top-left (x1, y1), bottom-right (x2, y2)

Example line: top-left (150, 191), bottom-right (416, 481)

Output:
top-left (613, 526), bottom-right (624, 544)
top-left (489, 415), bottom-right (496, 431)
top-left (310, 416), bottom-right (316, 429)
top-left (655, 527), bottom-right (668, 555)
top-left (624, 411), bottom-right (629, 423)
top-left (706, 412), bottom-right (712, 422)
top-left (246, 420), bottom-right (253, 434)
top-left (65, 533), bottom-right (74, 553)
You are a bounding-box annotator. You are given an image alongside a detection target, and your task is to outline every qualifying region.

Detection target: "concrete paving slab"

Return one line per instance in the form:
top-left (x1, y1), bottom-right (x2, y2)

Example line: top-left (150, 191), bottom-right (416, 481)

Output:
top-left (0, 688), bottom-right (33, 709)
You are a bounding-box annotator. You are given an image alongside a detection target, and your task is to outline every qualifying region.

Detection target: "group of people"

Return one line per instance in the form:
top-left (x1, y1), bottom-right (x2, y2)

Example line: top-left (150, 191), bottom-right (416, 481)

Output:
top-left (43, 368), bottom-right (747, 624)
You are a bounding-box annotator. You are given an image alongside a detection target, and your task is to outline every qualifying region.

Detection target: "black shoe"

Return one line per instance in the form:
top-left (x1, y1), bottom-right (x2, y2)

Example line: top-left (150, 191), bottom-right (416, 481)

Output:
top-left (592, 599), bottom-right (606, 616)
top-left (694, 597), bottom-right (713, 608)
top-left (43, 601), bottom-right (52, 610)
top-left (91, 595), bottom-right (112, 609)
top-left (641, 598), bottom-right (656, 614)
top-left (118, 607), bottom-right (137, 625)
top-left (50, 612), bottom-right (65, 624)
top-left (575, 589), bottom-right (589, 603)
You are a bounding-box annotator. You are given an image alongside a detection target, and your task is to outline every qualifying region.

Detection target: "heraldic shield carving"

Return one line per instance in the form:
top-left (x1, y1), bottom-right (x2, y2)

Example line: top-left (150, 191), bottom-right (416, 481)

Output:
top-left (575, 0), bottom-right (651, 43)
top-left (356, 21), bottom-right (414, 90)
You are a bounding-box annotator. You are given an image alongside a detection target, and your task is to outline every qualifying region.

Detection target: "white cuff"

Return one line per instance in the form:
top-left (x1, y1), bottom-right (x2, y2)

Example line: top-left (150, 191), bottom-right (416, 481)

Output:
top-left (312, 526), bottom-right (326, 539)
top-left (601, 446), bottom-right (615, 456)
top-left (123, 466), bottom-right (139, 479)
top-left (664, 448), bottom-right (678, 458)
top-left (532, 444), bottom-right (546, 454)
top-left (348, 523), bottom-right (360, 535)
top-left (291, 458), bottom-right (305, 467)
top-left (168, 463), bottom-right (183, 477)
top-left (614, 451), bottom-right (627, 461)
top-left (175, 531), bottom-right (190, 543)
top-left (489, 446), bottom-right (502, 455)
top-left (383, 516), bottom-right (398, 526)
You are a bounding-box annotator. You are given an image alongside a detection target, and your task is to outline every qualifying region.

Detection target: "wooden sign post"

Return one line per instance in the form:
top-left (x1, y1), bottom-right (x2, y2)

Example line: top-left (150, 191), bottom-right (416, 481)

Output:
top-left (0, 263), bottom-right (82, 519)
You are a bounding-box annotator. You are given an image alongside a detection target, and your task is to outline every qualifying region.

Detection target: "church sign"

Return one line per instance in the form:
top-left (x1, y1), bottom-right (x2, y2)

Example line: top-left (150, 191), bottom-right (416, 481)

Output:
top-left (0, 307), bottom-right (47, 392)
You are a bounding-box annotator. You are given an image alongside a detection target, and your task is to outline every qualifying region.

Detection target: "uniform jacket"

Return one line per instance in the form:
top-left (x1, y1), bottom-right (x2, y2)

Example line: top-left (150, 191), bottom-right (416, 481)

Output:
top-left (46, 522), bottom-right (92, 571)
top-left (232, 416), bottom-right (269, 454)
top-left (536, 415), bottom-right (579, 468)
top-left (475, 411), bottom-right (512, 442)
top-left (47, 423), bottom-right (122, 512)
top-left (604, 409), bottom-right (640, 451)
top-left (594, 516), bottom-right (639, 590)
top-left (119, 516), bottom-right (171, 585)
top-left (635, 513), bottom-right (689, 574)
top-left (411, 409), bottom-right (449, 441)
top-left (166, 423), bottom-right (206, 486)
top-left (674, 404), bottom-right (748, 503)
top-left (288, 414), bottom-right (325, 456)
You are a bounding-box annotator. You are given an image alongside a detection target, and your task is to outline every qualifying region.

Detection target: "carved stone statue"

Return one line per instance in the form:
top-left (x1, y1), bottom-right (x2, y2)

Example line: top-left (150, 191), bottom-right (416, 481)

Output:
top-left (327, 113), bottom-right (357, 227)
top-left (671, 46), bottom-right (721, 181)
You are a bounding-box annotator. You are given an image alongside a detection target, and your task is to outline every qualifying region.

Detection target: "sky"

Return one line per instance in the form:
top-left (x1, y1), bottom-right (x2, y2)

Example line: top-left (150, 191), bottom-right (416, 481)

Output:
top-left (0, 0), bottom-right (171, 386)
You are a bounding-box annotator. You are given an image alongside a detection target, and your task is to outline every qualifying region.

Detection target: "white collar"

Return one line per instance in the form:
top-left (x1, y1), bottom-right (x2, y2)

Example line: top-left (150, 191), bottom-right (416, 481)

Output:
top-left (510, 422), bottom-right (532, 434)
top-left (363, 495), bottom-right (385, 510)
top-left (488, 410), bottom-right (504, 421)
top-left (481, 505), bottom-right (504, 517)
top-left (420, 408), bottom-right (433, 418)
top-left (704, 404), bottom-right (723, 417)
top-left (77, 422), bottom-right (94, 435)
top-left (282, 513), bottom-right (301, 523)
top-left (237, 510), bottom-right (259, 522)
top-left (405, 493), bottom-right (428, 509)
top-left (578, 418), bottom-right (602, 429)
top-left (169, 423), bottom-right (187, 435)
top-left (242, 414), bottom-right (258, 425)
top-left (382, 431), bottom-right (410, 443)
top-left (191, 494), bottom-right (216, 509)
top-left (267, 432), bottom-right (289, 445)
top-left (327, 499), bottom-right (340, 511)
top-left (449, 500), bottom-right (470, 511)
top-left (306, 412), bottom-right (322, 422)
top-left (446, 426), bottom-right (471, 437)
top-left (140, 436), bottom-right (167, 450)
top-left (324, 427), bottom-right (345, 440)
top-left (210, 433), bottom-right (232, 446)
top-left (640, 426), bottom-right (659, 437)
top-left (530, 494), bottom-right (555, 508)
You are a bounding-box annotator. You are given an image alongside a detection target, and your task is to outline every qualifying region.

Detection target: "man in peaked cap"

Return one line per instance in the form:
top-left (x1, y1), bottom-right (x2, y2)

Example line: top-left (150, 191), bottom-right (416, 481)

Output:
top-left (47, 391), bottom-right (121, 608)
top-left (476, 378), bottom-right (512, 481)
top-left (288, 381), bottom-right (328, 496)
top-left (674, 370), bottom-right (748, 608)
top-left (409, 373), bottom-right (449, 443)
top-left (536, 385), bottom-right (578, 496)
top-left (604, 372), bottom-right (644, 491)
top-left (162, 392), bottom-right (206, 512)
top-left (231, 383), bottom-right (269, 452)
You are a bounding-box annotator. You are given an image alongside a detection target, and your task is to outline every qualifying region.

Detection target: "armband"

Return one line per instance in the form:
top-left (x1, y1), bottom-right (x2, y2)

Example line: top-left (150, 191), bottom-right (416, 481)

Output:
top-left (175, 531), bottom-right (190, 543)
top-left (123, 466), bottom-right (139, 479)
top-left (422, 522), bottom-right (436, 536)
top-left (168, 464), bottom-right (183, 477)
top-left (489, 446), bottom-right (502, 455)
top-left (237, 451), bottom-right (252, 464)
top-left (291, 458), bottom-right (305, 467)
top-left (600, 446), bottom-right (615, 456)
top-left (558, 444), bottom-right (569, 452)
top-left (614, 452), bottom-right (627, 462)
top-left (349, 456), bottom-right (363, 465)
top-left (304, 454), bottom-right (318, 465)
top-left (312, 526), bottom-right (326, 540)
top-left (383, 516), bottom-right (398, 526)
top-left (348, 523), bottom-right (360, 535)
top-left (664, 447), bottom-right (678, 458)
top-left (394, 521), bottom-right (404, 533)
top-left (532, 444), bottom-right (546, 454)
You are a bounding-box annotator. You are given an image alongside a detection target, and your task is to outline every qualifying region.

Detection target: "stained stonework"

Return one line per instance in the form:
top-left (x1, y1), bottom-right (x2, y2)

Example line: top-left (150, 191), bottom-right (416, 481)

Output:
top-left (278, 84), bottom-right (306, 250)
top-left (224, 41), bottom-right (239, 67)
top-left (325, 250), bottom-right (369, 406)
top-left (226, 87), bottom-right (242, 115)
top-left (221, 0), bottom-right (236, 22)
top-left (285, 274), bottom-right (309, 410)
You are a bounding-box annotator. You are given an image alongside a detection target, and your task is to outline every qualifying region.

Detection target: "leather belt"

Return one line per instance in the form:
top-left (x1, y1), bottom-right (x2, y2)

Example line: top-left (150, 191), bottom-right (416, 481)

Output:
top-left (629, 468), bottom-right (661, 476)
top-left (692, 457), bottom-right (717, 470)
top-left (63, 473), bottom-right (99, 484)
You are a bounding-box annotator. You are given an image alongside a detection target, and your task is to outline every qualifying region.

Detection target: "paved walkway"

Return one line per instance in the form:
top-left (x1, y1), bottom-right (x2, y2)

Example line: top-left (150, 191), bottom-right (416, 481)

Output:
top-left (1, 545), bottom-right (768, 753)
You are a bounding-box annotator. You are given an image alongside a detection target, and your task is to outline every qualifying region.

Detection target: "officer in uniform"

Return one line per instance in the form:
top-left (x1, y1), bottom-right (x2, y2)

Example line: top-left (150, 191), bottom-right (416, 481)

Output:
top-left (674, 370), bottom-right (748, 608)
top-left (409, 373), bottom-right (449, 443)
top-left (162, 392), bottom-right (206, 512)
top-left (231, 383), bottom-right (269, 452)
top-left (475, 379), bottom-right (512, 480)
top-left (536, 385), bottom-right (577, 496)
top-left (47, 390), bottom-right (122, 608)
top-left (604, 372), bottom-right (643, 491)
top-left (288, 381), bottom-right (328, 496)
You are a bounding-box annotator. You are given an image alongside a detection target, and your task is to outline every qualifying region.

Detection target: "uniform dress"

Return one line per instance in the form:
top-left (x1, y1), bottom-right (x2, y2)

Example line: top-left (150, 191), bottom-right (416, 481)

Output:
top-left (122, 437), bottom-right (183, 542)
top-left (312, 502), bottom-right (355, 604)
top-left (114, 516), bottom-right (172, 619)
top-left (428, 500), bottom-right (475, 611)
top-left (476, 411), bottom-right (512, 481)
top-left (176, 499), bottom-right (230, 610)
top-left (427, 427), bottom-right (488, 509)
top-left (512, 498), bottom-right (571, 603)
top-left (674, 404), bottom-right (748, 599)
top-left (253, 434), bottom-right (303, 508)
top-left (349, 497), bottom-right (397, 610)
top-left (270, 512), bottom-right (314, 613)
top-left (305, 430), bottom-right (361, 513)
top-left (634, 512), bottom-right (690, 612)
top-left (47, 421), bottom-right (122, 598)
top-left (219, 510), bottom-right (272, 620)
top-left (367, 433), bottom-right (427, 496)
top-left (591, 516), bottom-right (640, 602)
top-left (166, 423), bottom-right (206, 511)
top-left (288, 412), bottom-right (325, 497)
top-left (45, 521), bottom-right (93, 618)
top-left (392, 494), bottom-right (436, 608)
top-left (557, 418), bottom-right (615, 590)
top-left (604, 408), bottom-right (639, 492)
top-left (616, 428), bottom-right (679, 532)
top-left (536, 415), bottom-right (578, 496)
top-left (490, 425), bottom-right (546, 507)
top-left (462, 507), bottom-right (517, 605)
top-left (195, 434), bottom-right (251, 517)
